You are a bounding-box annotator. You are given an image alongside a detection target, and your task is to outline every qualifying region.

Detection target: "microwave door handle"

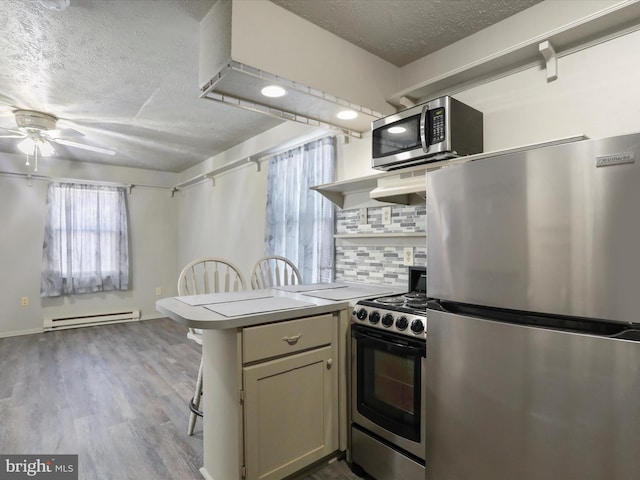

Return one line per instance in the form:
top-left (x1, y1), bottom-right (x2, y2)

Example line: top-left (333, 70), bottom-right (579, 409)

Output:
top-left (420, 104), bottom-right (430, 153)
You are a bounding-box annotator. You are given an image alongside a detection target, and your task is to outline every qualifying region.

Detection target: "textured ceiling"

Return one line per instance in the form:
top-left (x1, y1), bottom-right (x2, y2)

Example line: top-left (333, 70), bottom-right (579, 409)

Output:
top-left (0, 0), bottom-right (542, 173)
top-left (0, 0), bottom-right (282, 173)
top-left (270, 0), bottom-right (544, 67)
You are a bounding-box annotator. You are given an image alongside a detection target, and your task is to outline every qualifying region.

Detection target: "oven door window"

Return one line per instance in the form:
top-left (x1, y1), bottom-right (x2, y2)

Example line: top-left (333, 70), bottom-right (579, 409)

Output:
top-left (355, 328), bottom-right (424, 442)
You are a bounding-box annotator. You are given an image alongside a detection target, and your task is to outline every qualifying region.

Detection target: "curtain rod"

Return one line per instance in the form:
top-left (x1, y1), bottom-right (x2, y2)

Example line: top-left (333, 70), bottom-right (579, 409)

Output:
top-left (0, 170), bottom-right (174, 192)
top-left (172, 155), bottom-right (264, 190)
top-left (258, 133), bottom-right (335, 162)
top-left (172, 133), bottom-right (335, 192)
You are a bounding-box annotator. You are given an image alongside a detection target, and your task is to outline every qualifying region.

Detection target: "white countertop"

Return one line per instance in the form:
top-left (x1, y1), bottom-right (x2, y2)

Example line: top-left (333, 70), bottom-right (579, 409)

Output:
top-left (156, 283), bottom-right (402, 330)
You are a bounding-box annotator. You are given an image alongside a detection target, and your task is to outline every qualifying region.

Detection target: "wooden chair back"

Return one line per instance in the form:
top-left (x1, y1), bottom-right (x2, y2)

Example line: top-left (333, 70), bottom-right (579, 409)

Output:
top-left (250, 255), bottom-right (302, 290)
top-left (177, 257), bottom-right (247, 335)
top-left (178, 257), bottom-right (246, 296)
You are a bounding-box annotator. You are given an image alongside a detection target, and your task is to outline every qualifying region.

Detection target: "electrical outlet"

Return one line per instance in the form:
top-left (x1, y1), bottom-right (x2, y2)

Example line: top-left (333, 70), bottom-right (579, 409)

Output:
top-left (358, 208), bottom-right (368, 225)
top-left (21, 296), bottom-right (29, 307)
top-left (155, 287), bottom-right (162, 296)
top-left (381, 206), bottom-right (392, 225)
top-left (404, 247), bottom-right (414, 266)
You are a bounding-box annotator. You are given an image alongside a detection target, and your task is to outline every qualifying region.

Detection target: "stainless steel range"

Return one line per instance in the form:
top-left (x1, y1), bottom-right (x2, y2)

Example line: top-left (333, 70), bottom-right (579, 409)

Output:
top-left (352, 292), bottom-right (427, 337)
top-left (349, 267), bottom-right (428, 480)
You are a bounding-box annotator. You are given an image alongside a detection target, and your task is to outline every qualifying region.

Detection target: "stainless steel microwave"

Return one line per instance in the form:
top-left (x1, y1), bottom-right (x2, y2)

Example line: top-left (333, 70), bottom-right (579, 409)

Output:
top-left (372, 96), bottom-right (483, 171)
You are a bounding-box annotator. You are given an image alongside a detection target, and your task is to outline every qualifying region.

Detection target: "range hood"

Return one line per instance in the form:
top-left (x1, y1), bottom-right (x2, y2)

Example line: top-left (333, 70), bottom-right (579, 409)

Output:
top-left (199, 0), bottom-right (397, 138)
top-left (368, 135), bottom-right (591, 204)
top-left (370, 169), bottom-right (426, 205)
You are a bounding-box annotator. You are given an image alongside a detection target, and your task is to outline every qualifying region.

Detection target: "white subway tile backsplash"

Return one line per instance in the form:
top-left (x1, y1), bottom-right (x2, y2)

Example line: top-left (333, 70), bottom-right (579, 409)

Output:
top-left (335, 205), bottom-right (426, 287)
top-left (336, 204), bottom-right (425, 235)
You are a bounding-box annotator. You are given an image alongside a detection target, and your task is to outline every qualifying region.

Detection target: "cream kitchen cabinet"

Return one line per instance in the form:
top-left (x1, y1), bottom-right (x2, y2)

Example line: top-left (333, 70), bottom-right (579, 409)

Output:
top-left (192, 312), bottom-right (341, 480)
top-left (243, 347), bottom-right (337, 479)
top-left (156, 291), bottom-right (352, 480)
top-left (241, 314), bottom-right (338, 480)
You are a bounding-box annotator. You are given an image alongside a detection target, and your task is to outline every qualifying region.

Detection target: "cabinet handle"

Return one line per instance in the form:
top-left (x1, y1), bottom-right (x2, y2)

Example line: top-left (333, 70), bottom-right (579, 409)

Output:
top-left (326, 358), bottom-right (333, 368)
top-left (282, 334), bottom-right (302, 345)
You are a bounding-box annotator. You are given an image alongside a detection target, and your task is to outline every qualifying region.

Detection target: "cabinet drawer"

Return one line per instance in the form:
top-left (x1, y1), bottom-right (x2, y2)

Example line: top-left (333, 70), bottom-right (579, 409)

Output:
top-left (243, 314), bottom-right (334, 364)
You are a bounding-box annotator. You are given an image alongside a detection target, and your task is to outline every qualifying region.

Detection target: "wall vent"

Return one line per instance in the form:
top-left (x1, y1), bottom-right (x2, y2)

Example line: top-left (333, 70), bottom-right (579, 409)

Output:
top-left (43, 309), bottom-right (141, 331)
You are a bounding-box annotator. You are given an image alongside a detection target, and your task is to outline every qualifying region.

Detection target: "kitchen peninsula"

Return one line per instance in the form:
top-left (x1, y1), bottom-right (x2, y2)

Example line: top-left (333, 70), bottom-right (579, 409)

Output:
top-left (156, 284), bottom-right (394, 480)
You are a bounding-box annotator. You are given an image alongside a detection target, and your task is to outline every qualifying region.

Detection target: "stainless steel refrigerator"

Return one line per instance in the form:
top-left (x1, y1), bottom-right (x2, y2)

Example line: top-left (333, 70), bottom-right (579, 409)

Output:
top-left (425, 132), bottom-right (640, 480)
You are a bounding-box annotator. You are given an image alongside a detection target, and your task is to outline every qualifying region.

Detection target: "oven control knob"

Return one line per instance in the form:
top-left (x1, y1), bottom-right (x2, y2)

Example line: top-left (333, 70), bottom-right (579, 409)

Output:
top-left (410, 319), bottom-right (425, 334)
top-left (356, 308), bottom-right (368, 321)
top-left (369, 310), bottom-right (381, 324)
top-left (396, 316), bottom-right (409, 331)
top-left (381, 313), bottom-right (394, 328)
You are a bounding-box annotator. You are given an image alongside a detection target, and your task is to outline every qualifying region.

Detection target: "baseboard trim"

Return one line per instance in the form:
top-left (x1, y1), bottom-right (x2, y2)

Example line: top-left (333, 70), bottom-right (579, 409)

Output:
top-left (0, 327), bottom-right (43, 339)
top-left (0, 315), bottom-right (171, 339)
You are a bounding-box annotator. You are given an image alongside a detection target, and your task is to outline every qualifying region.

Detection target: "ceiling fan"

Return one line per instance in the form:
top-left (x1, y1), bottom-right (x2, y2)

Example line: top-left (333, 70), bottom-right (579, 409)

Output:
top-left (0, 109), bottom-right (116, 170)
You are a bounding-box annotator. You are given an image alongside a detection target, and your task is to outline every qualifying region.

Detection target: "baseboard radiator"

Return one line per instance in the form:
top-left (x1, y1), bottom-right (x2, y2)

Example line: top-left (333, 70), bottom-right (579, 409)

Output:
top-left (43, 309), bottom-right (141, 331)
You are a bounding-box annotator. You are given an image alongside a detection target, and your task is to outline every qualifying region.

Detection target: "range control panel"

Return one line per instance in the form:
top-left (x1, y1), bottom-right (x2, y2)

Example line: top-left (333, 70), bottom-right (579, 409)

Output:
top-left (351, 305), bottom-right (426, 338)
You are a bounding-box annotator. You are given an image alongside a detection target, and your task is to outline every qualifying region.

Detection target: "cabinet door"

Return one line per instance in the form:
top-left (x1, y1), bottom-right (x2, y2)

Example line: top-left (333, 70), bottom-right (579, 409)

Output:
top-left (243, 345), bottom-right (337, 480)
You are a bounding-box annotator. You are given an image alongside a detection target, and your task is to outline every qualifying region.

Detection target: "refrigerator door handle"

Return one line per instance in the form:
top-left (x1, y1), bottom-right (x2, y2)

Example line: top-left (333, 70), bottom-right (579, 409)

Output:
top-left (609, 329), bottom-right (640, 342)
top-left (431, 300), bottom-right (634, 338)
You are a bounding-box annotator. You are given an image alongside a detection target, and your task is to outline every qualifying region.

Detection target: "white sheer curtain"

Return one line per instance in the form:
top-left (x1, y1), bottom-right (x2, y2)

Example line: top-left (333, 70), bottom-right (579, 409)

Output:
top-left (41, 182), bottom-right (130, 297)
top-left (264, 136), bottom-right (335, 283)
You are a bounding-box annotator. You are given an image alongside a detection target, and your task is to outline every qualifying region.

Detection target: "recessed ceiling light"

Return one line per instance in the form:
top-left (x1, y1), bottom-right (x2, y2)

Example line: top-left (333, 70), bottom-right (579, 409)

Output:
top-left (388, 126), bottom-right (407, 134)
top-left (261, 85), bottom-right (286, 98)
top-left (337, 110), bottom-right (358, 120)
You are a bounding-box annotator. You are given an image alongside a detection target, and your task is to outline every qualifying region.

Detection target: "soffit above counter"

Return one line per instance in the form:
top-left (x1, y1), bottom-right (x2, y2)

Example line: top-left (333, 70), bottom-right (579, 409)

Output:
top-left (199, 0), bottom-right (397, 139)
top-left (198, 0), bottom-right (640, 138)
top-left (200, 61), bottom-right (382, 138)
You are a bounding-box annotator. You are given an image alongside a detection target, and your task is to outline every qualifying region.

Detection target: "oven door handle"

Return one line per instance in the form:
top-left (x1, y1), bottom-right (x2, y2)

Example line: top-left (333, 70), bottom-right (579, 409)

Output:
top-left (353, 328), bottom-right (425, 357)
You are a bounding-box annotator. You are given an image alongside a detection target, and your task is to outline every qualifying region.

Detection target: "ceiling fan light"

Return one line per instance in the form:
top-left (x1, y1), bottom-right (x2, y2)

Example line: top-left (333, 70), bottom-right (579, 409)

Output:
top-left (37, 139), bottom-right (56, 157)
top-left (16, 137), bottom-right (56, 157)
top-left (17, 137), bottom-right (36, 155)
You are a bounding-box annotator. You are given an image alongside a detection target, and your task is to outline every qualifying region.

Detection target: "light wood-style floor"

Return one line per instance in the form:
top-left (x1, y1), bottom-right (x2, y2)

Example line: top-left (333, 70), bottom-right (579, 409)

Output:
top-left (0, 318), bottom-right (362, 480)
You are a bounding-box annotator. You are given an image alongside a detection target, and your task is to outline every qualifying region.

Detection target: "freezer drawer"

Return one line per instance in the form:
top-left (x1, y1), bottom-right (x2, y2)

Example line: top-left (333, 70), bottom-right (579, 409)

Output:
top-left (424, 308), bottom-right (640, 480)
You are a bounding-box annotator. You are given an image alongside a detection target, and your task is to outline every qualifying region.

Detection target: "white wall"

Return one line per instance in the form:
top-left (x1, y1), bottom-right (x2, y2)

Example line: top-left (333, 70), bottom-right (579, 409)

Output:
top-left (176, 163), bottom-right (269, 282)
top-left (229, 0), bottom-right (397, 116)
top-left (6, 1), bottom-right (638, 337)
top-left (397, 0), bottom-right (626, 97)
top-left (175, 122), bottom-right (325, 281)
top-left (455, 28), bottom-right (640, 149)
top-left (334, 23), bottom-right (640, 182)
top-left (0, 123), bottom-right (323, 338)
top-left (0, 157), bottom-right (179, 337)
top-left (335, 133), bottom-right (376, 182)
top-left (178, 21), bottom-right (640, 292)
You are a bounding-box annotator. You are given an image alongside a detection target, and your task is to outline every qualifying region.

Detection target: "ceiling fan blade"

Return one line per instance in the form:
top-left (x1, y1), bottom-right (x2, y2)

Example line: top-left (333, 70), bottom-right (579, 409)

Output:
top-left (50, 138), bottom-right (116, 156)
top-left (0, 126), bottom-right (22, 135)
top-left (48, 128), bottom-right (85, 138)
top-left (0, 134), bottom-right (26, 139)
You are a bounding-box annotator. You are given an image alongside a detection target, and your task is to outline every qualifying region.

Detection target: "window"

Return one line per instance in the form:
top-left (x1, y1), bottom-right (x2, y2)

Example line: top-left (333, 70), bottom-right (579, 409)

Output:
top-left (264, 136), bottom-right (335, 283)
top-left (41, 183), bottom-right (130, 297)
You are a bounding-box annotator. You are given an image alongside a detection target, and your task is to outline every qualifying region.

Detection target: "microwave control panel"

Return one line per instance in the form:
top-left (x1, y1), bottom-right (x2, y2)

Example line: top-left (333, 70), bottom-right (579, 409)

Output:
top-left (430, 107), bottom-right (445, 144)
